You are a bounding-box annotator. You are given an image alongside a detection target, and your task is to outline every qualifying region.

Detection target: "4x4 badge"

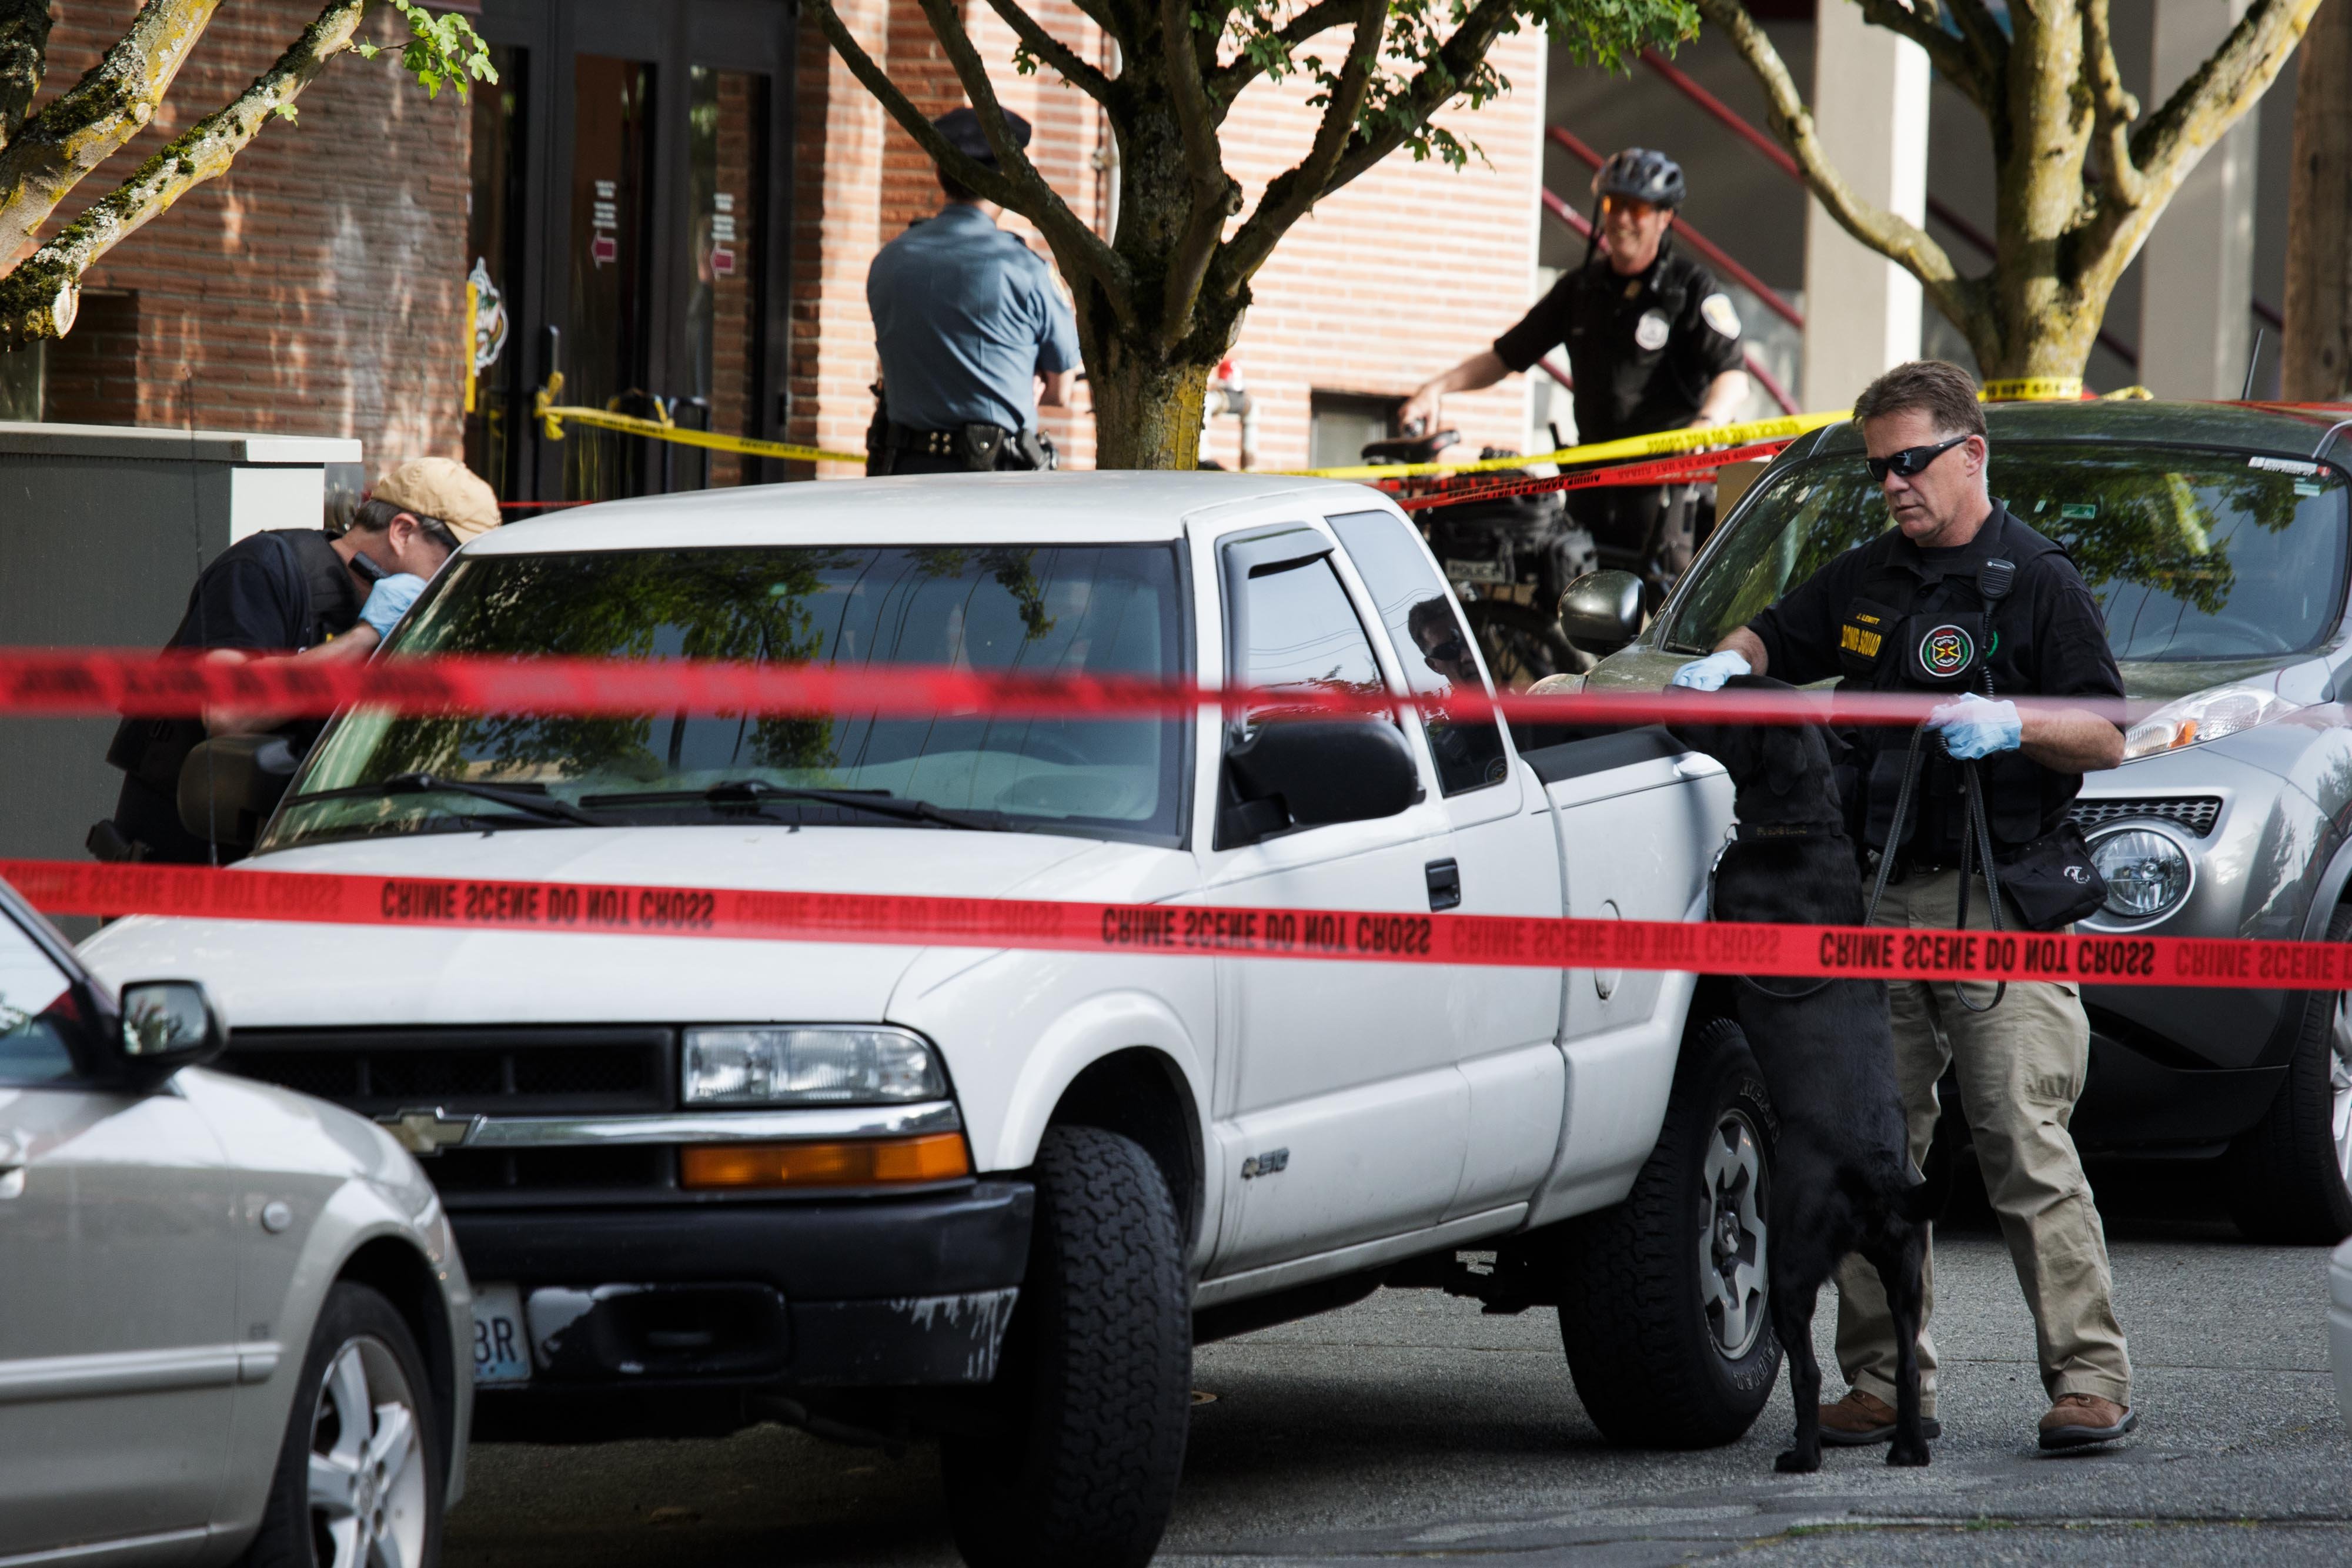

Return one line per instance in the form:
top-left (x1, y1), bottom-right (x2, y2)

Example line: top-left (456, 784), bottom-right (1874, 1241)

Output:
top-left (1919, 623), bottom-right (1974, 678)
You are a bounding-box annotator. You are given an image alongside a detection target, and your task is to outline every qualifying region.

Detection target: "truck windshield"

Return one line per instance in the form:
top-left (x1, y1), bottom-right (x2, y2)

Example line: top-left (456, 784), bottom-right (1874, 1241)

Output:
top-left (263, 543), bottom-right (1190, 850)
top-left (1667, 444), bottom-right (2350, 663)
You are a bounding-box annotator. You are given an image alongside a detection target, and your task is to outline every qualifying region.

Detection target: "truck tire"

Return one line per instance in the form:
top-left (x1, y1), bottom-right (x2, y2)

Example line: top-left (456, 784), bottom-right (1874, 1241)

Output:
top-left (1553, 1015), bottom-right (1779, 1447)
top-left (2224, 902), bottom-right (2352, 1243)
top-left (941, 1125), bottom-right (1189, 1568)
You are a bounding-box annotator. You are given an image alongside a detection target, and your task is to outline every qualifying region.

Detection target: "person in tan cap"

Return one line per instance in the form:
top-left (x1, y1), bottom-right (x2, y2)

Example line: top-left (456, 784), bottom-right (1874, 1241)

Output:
top-left (338, 456), bottom-right (503, 646)
top-left (90, 456), bottom-right (500, 864)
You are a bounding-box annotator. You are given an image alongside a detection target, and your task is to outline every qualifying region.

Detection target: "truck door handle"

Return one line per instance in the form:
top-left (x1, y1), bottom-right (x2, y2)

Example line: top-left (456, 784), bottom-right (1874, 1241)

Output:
top-left (1425, 858), bottom-right (1462, 911)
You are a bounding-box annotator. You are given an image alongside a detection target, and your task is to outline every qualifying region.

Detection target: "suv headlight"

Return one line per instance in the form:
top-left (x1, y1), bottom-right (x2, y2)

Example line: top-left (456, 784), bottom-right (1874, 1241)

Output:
top-left (2090, 828), bottom-right (2193, 921)
top-left (683, 1027), bottom-right (946, 1106)
top-left (2123, 685), bottom-right (2301, 760)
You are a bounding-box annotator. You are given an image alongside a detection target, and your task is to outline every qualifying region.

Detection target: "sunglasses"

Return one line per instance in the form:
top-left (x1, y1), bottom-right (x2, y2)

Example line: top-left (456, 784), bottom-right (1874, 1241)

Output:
top-left (1599, 195), bottom-right (1659, 219)
top-left (1865, 434), bottom-right (1970, 483)
top-left (1424, 636), bottom-right (1471, 664)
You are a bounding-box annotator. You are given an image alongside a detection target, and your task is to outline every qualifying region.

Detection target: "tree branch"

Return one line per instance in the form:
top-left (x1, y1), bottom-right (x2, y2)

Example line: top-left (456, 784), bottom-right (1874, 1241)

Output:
top-left (1225, 0), bottom-right (1520, 267)
top-left (913, 0), bottom-right (1130, 295)
top-left (0, 0), bottom-right (225, 266)
top-left (0, 0), bottom-right (53, 151)
top-left (1211, 0), bottom-right (1385, 292)
top-left (984, 0), bottom-right (1118, 106)
top-left (1157, 0), bottom-right (1241, 343)
top-left (0, 0), bottom-right (364, 347)
top-left (1946, 0), bottom-right (2010, 77)
top-left (1691, 0), bottom-right (1972, 329)
top-left (2081, 0), bottom-right (2144, 208)
top-left (1855, 0), bottom-right (1987, 115)
top-left (807, 0), bottom-right (1132, 319)
top-left (1204, 0), bottom-right (1355, 110)
top-left (2128, 0), bottom-right (2318, 193)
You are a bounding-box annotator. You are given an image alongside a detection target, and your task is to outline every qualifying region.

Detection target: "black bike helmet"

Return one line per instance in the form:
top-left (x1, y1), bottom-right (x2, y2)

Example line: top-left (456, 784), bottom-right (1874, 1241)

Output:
top-left (1592, 147), bottom-right (1686, 209)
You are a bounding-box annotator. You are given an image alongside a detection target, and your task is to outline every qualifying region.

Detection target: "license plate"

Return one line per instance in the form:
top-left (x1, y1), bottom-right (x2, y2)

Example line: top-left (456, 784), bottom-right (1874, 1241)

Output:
top-left (1444, 558), bottom-right (1511, 586)
top-left (471, 1283), bottom-right (532, 1385)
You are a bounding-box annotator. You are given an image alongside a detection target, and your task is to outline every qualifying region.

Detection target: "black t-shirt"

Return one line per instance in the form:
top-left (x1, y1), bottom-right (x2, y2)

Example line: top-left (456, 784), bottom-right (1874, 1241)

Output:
top-left (107, 531), bottom-right (363, 862)
top-left (1492, 243), bottom-right (1746, 445)
top-left (162, 531), bottom-right (362, 653)
top-left (1748, 503), bottom-right (2124, 852)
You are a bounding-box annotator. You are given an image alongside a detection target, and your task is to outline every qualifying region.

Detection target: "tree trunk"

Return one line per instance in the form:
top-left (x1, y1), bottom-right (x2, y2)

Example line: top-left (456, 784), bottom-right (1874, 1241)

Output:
top-left (1085, 336), bottom-right (1212, 470)
top-left (2284, 0), bottom-right (2352, 399)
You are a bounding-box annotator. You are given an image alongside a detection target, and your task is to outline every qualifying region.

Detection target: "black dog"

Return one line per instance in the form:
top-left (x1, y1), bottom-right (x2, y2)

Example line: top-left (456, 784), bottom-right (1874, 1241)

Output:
top-left (1668, 676), bottom-right (1937, 1472)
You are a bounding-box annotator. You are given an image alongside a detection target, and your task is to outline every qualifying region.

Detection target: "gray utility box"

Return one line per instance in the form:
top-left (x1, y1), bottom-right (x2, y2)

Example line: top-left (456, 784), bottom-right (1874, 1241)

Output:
top-left (0, 420), bottom-right (364, 876)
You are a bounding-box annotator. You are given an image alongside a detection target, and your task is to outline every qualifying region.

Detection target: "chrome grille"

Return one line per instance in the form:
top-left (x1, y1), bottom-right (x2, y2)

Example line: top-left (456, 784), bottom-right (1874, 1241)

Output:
top-left (2067, 797), bottom-right (2223, 837)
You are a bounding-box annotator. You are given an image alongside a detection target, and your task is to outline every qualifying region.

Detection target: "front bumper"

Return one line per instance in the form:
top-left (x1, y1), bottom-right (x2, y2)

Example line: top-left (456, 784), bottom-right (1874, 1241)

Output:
top-left (456, 1179), bottom-right (1034, 1409)
top-left (2064, 757), bottom-right (2328, 1151)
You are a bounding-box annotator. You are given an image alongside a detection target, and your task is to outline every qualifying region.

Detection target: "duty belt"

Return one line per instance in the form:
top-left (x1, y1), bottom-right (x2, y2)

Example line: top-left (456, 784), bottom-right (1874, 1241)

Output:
top-left (887, 423), bottom-right (998, 457)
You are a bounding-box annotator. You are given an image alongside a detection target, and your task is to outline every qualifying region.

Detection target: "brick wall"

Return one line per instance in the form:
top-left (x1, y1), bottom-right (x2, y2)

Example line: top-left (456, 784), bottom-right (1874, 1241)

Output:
top-left (790, 5), bottom-right (1545, 473)
top-left (22, 0), bottom-right (468, 475)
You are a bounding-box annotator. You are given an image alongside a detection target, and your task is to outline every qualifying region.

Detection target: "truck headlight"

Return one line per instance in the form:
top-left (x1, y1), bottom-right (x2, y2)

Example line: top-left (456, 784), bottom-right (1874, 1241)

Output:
top-left (682, 1027), bottom-right (946, 1105)
top-left (2091, 828), bottom-right (2192, 921)
top-left (2123, 685), bottom-right (2301, 760)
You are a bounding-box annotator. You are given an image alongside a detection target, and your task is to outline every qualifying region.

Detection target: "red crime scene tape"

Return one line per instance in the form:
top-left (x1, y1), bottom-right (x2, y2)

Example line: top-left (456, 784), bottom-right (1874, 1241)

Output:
top-left (1387, 440), bottom-right (1790, 511)
top-left (0, 648), bottom-right (2139, 730)
top-left (9, 858), bottom-right (2338, 993)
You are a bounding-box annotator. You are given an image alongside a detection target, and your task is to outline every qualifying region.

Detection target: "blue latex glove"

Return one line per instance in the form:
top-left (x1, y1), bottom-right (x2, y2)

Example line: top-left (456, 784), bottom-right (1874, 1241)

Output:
top-left (1670, 649), bottom-right (1752, 691)
top-left (1929, 691), bottom-right (2023, 759)
top-left (358, 573), bottom-right (426, 640)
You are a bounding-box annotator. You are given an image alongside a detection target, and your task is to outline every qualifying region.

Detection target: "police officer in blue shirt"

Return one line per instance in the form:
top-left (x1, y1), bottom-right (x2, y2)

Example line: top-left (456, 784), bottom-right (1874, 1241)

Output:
top-left (866, 106), bottom-right (1081, 474)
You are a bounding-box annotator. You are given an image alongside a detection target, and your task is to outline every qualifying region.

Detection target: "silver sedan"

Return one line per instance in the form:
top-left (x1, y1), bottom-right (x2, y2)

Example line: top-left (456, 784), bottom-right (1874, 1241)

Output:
top-left (0, 880), bottom-right (471, 1565)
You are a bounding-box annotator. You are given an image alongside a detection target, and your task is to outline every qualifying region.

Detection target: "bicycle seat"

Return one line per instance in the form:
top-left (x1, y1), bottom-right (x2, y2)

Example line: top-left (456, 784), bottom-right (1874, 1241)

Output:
top-left (1358, 430), bottom-right (1460, 464)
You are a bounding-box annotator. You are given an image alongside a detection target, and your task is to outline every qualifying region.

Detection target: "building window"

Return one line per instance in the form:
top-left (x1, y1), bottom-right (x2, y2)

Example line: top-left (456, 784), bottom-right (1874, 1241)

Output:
top-left (1309, 390), bottom-right (1397, 471)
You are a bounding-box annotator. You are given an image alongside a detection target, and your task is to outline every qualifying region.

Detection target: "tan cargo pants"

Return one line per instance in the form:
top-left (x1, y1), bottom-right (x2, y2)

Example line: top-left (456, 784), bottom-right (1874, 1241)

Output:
top-left (1832, 867), bottom-right (2133, 1415)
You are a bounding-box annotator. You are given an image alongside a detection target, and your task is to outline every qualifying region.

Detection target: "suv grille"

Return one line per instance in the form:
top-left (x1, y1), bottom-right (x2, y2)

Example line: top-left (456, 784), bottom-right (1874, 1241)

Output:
top-left (2068, 797), bottom-right (2222, 837)
top-left (222, 1027), bottom-right (676, 1208)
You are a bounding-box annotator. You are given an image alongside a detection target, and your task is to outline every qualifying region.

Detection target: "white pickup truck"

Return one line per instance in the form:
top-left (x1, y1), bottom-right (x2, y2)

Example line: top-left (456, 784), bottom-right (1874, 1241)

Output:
top-left (83, 473), bottom-right (1766, 1568)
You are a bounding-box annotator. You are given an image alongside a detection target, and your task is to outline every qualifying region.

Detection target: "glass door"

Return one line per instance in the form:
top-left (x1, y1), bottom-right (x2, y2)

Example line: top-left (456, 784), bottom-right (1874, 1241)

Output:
top-left (469, 0), bottom-right (793, 507)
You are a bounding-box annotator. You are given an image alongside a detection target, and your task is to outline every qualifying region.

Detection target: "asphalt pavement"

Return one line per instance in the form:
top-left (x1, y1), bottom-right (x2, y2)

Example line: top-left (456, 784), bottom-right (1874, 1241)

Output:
top-left (445, 1176), bottom-right (2351, 1566)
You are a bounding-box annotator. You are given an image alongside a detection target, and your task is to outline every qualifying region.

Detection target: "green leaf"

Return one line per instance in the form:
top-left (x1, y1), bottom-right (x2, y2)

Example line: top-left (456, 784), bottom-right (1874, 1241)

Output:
top-left (373, 0), bottom-right (501, 102)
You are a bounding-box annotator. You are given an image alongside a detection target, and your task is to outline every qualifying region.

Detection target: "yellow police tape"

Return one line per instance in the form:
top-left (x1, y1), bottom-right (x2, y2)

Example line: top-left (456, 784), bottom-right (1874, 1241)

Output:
top-left (1277, 407), bottom-right (1851, 482)
top-left (534, 375), bottom-right (867, 467)
top-left (1979, 376), bottom-right (2084, 402)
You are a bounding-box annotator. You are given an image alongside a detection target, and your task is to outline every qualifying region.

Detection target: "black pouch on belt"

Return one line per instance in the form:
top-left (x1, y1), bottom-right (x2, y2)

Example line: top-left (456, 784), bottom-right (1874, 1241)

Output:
top-left (1994, 821), bottom-right (2107, 930)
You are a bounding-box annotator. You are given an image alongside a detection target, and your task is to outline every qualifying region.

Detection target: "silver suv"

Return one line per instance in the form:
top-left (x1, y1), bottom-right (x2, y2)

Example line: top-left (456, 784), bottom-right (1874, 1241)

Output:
top-left (1572, 399), bottom-right (2352, 1243)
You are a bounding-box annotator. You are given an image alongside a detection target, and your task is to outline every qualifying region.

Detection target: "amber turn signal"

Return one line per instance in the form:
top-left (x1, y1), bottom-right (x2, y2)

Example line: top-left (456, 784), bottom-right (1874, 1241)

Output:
top-left (680, 1132), bottom-right (971, 1190)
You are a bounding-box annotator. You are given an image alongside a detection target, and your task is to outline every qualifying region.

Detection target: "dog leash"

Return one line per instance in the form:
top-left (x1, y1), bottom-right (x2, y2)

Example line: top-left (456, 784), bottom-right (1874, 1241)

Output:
top-left (1865, 723), bottom-right (2006, 1013)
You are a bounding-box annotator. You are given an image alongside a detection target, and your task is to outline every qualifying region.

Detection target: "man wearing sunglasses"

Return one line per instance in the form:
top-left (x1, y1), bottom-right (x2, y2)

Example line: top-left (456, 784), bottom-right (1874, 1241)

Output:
top-left (1674, 359), bottom-right (2137, 1455)
top-left (1399, 148), bottom-right (1749, 591)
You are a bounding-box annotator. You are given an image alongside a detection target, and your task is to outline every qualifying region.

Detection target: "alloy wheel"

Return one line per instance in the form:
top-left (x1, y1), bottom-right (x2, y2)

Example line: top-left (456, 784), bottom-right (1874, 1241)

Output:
top-left (1700, 1109), bottom-right (1769, 1361)
top-left (306, 1335), bottom-right (428, 1568)
top-left (2331, 989), bottom-right (2352, 1191)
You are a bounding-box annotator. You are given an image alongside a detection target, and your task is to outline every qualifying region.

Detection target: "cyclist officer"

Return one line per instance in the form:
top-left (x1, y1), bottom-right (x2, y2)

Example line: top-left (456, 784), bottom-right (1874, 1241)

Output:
top-left (1399, 148), bottom-right (1749, 590)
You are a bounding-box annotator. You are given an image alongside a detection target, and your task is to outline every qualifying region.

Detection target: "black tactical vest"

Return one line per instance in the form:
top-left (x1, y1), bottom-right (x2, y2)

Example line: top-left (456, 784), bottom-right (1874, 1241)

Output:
top-left (1834, 508), bottom-right (2070, 856)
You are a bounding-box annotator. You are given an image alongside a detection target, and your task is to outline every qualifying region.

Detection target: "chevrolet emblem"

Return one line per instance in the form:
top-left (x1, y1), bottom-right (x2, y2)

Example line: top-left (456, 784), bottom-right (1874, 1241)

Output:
top-left (379, 1107), bottom-right (482, 1157)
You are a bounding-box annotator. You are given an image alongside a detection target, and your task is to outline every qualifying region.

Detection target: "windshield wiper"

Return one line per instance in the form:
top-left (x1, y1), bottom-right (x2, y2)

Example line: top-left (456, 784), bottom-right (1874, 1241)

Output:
top-left (289, 772), bottom-right (616, 827)
top-left (582, 780), bottom-right (1008, 832)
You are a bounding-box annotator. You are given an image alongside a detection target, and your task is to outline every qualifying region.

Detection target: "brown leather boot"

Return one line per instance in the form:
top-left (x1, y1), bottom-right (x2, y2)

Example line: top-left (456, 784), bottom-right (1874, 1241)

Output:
top-left (2038, 1393), bottom-right (2137, 1450)
top-left (1818, 1389), bottom-right (1943, 1447)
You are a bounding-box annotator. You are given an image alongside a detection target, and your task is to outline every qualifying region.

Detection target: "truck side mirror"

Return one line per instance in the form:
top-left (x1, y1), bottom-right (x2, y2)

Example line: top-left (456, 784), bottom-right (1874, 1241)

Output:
top-left (1559, 570), bottom-right (1645, 657)
top-left (115, 980), bottom-right (229, 1088)
top-left (178, 734), bottom-right (301, 850)
top-left (1221, 717), bottom-right (1419, 845)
